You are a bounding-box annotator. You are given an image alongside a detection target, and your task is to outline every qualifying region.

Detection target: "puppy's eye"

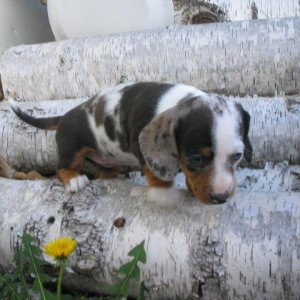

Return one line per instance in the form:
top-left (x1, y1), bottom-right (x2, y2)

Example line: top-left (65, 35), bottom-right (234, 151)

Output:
top-left (231, 153), bottom-right (243, 162)
top-left (188, 154), bottom-right (209, 168)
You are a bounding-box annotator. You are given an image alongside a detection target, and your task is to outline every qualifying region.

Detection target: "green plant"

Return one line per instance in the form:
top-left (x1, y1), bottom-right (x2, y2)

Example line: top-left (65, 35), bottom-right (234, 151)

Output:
top-left (0, 232), bottom-right (55, 300)
top-left (105, 240), bottom-right (148, 300)
top-left (0, 232), bottom-right (148, 300)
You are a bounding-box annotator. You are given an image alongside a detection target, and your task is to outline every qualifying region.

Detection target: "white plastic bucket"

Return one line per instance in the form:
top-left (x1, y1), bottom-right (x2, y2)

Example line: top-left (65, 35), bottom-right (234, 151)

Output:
top-left (47, 0), bottom-right (174, 40)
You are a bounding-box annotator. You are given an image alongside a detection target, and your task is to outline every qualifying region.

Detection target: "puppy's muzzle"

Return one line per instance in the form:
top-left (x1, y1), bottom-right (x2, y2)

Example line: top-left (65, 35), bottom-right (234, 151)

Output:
top-left (209, 191), bottom-right (230, 204)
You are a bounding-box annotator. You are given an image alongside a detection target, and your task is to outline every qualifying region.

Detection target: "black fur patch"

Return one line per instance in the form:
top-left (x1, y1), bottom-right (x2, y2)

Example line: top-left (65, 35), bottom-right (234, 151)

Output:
top-left (117, 131), bottom-right (130, 152)
top-left (177, 105), bottom-right (214, 158)
top-left (104, 115), bottom-right (116, 141)
top-left (56, 106), bottom-right (97, 169)
top-left (235, 103), bottom-right (252, 162)
top-left (118, 82), bottom-right (173, 161)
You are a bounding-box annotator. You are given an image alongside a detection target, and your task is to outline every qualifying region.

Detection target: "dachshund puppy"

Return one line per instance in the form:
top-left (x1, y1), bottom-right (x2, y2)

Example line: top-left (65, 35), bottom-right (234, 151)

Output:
top-left (10, 82), bottom-right (252, 204)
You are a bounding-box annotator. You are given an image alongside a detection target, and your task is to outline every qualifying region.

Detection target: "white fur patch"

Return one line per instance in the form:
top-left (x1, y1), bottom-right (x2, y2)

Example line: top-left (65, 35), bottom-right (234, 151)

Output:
top-left (212, 103), bottom-right (244, 194)
top-left (99, 82), bottom-right (134, 114)
top-left (104, 91), bottom-right (121, 114)
top-left (86, 82), bottom-right (139, 167)
top-left (155, 84), bottom-right (207, 115)
top-left (87, 117), bottom-right (139, 166)
top-left (66, 175), bottom-right (90, 193)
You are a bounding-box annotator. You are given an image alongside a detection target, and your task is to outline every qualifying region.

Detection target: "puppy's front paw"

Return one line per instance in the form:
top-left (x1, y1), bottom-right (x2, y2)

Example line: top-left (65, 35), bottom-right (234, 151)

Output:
top-left (66, 175), bottom-right (90, 193)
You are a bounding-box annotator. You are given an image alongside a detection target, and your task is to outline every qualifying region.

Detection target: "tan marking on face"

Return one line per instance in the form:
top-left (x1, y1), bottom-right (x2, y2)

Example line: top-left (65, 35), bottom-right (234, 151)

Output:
top-left (200, 147), bottom-right (213, 158)
top-left (143, 165), bottom-right (173, 188)
top-left (181, 164), bottom-right (213, 204)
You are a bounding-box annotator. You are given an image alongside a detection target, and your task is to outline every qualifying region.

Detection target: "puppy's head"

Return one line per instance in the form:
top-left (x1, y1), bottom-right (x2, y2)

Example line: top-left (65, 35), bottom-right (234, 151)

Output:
top-left (139, 95), bottom-right (252, 204)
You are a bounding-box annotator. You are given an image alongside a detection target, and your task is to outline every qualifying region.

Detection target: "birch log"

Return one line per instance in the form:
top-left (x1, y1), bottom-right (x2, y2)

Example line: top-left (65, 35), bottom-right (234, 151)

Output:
top-left (0, 177), bottom-right (299, 299)
top-left (0, 95), bottom-right (299, 172)
top-left (173, 0), bottom-right (300, 24)
top-left (0, 17), bottom-right (300, 101)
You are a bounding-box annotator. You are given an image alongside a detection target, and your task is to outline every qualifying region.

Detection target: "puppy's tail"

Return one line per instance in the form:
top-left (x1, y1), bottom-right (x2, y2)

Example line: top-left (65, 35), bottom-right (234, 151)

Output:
top-left (9, 98), bottom-right (61, 130)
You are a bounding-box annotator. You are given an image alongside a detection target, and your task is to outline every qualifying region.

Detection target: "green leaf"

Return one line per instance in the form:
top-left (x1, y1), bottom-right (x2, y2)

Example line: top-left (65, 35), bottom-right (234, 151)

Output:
top-left (29, 245), bottom-right (43, 255)
top-left (44, 289), bottom-right (57, 300)
top-left (61, 293), bottom-right (75, 300)
top-left (103, 283), bottom-right (122, 293)
top-left (118, 260), bottom-right (135, 274)
top-left (19, 287), bottom-right (30, 300)
top-left (22, 232), bottom-right (48, 300)
top-left (103, 240), bottom-right (147, 299)
top-left (22, 232), bottom-right (35, 243)
top-left (116, 280), bottom-right (130, 300)
top-left (32, 272), bottom-right (53, 291)
top-left (13, 250), bottom-right (22, 263)
top-left (131, 265), bottom-right (140, 280)
top-left (19, 271), bottom-right (32, 300)
top-left (32, 278), bottom-right (40, 291)
top-left (2, 281), bottom-right (22, 300)
top-left (137, 281), bottom-right (148, 300)
top-left (33, 257), bottom-right (50, 268)
top-left (39, 272), bottom-right (54, 283)
top-left (128, 240), bottom-right (146, 263)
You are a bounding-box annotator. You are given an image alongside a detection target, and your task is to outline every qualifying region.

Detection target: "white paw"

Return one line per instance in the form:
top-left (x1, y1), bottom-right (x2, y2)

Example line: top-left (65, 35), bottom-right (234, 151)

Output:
top-left (147, 187), bottom-right (185, 206)
top-left (66, 175), bottom-right (90, 193)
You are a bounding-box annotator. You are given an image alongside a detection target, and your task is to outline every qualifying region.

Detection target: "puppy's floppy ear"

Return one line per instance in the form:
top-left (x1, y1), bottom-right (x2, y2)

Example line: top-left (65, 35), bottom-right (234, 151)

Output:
top-left (240, 105), bottom-right (253, 163)
top-left (139, 107), bottom-right (180, 181)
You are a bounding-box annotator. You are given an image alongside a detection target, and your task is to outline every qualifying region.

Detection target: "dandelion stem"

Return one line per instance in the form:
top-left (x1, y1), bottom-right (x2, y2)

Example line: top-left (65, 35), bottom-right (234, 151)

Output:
top-left (56, 262), bottom-right (64, 300)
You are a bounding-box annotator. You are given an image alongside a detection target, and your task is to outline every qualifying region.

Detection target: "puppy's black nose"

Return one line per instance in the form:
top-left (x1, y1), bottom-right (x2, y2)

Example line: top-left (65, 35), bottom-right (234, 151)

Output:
top-left (210, 191), bottom-right (230, 204)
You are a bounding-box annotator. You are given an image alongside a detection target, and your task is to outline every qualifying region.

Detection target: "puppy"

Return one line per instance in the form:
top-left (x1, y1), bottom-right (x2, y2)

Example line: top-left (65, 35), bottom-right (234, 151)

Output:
top-left (9, 82), bottom-right (252, 204)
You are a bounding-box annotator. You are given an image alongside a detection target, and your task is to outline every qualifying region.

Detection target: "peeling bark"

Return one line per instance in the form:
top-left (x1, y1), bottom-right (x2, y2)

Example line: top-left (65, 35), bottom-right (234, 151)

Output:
top-left (0, 95), bottom-right (299, 172)
top-left (173, 0), bottom-right (300, 24)
top-left (173, 0), bottom-right (228, 24)
top-left (0, 17), bottom-right (299, 100)
top-left (0, 154), bottom-right (45, 180)
top-left (0, 177), bottom-right (299, 299)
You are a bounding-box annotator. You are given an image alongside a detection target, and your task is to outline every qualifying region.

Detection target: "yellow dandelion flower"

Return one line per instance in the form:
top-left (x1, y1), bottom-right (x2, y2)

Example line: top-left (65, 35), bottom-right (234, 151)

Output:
top-left (44, 237), bottom-right (77, 259)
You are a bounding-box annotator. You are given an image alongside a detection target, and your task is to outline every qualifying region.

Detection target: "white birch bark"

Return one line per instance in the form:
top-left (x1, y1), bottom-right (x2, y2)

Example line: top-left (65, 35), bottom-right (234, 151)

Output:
top-left (0, 177), bottom-right (299, 299)
top-left (0, 95), bottom-right (299, 171)
top-left (0, 17), bottom-right (299, 101)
